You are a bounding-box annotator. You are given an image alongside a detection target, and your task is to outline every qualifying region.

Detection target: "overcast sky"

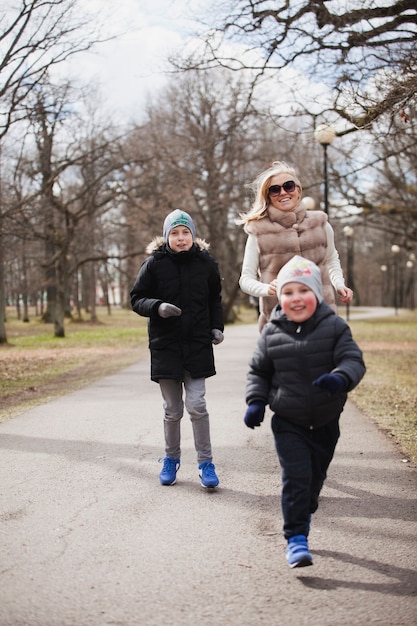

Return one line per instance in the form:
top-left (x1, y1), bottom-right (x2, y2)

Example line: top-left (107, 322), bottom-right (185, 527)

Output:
top-left (72, 0), bottom-right (336, 128)
top-left (73, 0), bottom-right (211, 121)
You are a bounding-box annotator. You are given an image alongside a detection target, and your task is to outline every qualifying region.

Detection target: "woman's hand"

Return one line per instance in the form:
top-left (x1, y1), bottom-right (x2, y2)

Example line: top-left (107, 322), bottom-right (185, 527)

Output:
top-left (268, 279), bottom-right (277, 296)
top-left (338, 286), bottom-right (353, 304)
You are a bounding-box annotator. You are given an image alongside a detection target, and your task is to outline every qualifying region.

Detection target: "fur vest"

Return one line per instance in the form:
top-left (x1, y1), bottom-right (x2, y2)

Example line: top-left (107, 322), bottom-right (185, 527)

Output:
top-left (245, 204), bottom-right (335, 326)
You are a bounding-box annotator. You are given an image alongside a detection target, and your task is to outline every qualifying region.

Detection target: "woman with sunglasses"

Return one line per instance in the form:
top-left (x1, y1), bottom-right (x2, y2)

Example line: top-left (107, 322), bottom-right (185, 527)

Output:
top-left (238, 161), bottom-right (353, 330)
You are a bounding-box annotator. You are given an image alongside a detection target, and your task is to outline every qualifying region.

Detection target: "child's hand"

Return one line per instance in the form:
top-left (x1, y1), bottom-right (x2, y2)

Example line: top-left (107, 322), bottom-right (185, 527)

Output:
top-left (244, 401), bottom-right (265, 429)
top-left (211, 329), bottom-right (224, 344)
top-left (313, 373), bottom-right (346, 395)
top-left (158, 303), bottom-right (182, 318)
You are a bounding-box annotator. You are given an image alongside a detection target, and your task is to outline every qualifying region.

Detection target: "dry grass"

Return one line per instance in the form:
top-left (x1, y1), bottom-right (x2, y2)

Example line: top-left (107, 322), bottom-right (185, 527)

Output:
top-left (347, 314), bottom-right (417, 465)
top-left (1, 305), bottom-right (416, 465)
top-left (0, 306), bottom-right (148, 420)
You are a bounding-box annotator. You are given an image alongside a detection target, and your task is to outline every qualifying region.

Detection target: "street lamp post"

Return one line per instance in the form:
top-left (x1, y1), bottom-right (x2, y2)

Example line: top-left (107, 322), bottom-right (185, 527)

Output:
top-left (391, 244), bottom-right (400, 315)
top-left (406, 254), bottom-right (415, 310)
top-left (343, 225), bottom-right (354, 321)
top-left (380, 265), bottom-right (388, 306)
top-left (314, 124), bottom-right (336, 215)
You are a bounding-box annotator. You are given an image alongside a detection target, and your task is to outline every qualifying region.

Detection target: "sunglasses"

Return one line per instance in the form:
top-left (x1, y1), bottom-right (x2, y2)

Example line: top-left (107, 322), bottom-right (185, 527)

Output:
top-left (268, 180), bottom-right (296, 196)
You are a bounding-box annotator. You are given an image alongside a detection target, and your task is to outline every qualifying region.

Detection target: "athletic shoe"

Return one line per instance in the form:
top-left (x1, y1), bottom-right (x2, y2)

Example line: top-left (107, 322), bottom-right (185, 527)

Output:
top-left (159, 456), bottom-right (180, 485)
top-left (286, 535), bottom-right (313, 568)
top-left (198, 461), bottom-right (219, 488)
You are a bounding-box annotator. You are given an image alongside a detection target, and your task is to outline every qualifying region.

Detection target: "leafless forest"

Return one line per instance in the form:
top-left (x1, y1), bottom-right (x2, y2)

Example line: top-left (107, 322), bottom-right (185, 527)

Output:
top-left (1, 0), bottom-right (416, 341)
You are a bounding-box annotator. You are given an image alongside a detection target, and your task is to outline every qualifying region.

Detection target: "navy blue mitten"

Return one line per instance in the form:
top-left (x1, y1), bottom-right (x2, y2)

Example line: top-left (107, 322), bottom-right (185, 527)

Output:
top-left (244, 401), bottom-right (265, 429)
top-left (313, 373), bottom-right (347, 395)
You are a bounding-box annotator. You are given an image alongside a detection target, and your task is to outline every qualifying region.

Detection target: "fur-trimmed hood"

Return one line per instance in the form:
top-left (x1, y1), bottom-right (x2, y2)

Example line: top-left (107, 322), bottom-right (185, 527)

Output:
top-left (145, 236), bottom-right (210, 255)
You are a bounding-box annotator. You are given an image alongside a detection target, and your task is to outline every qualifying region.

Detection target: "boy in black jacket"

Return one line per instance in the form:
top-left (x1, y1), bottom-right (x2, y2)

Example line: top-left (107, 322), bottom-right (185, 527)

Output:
top-left (243, 255), bottom-right (365, 567)
top-left (131, 210), bottom-right (224, 489)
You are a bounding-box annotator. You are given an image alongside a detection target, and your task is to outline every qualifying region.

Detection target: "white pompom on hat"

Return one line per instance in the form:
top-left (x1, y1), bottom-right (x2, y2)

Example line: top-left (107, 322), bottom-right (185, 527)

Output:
top-left (277, 255), bottom-right (324, 303)
top-left (163, 209), bottom-right (196, 242)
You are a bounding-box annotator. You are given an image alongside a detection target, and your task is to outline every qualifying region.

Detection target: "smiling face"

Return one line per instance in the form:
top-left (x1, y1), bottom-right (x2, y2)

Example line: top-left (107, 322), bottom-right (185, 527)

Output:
top-left (280, 282), bottom-right (318, 322)
top-left (267, 173), bottom-right (302, 212)
top-left (168, 226), bottom-right (193, 252)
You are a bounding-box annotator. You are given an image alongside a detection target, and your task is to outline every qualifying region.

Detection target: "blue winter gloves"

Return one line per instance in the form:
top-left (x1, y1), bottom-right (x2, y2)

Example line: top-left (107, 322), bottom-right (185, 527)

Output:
top-left (313, 373), bottom-right (347, 395)
top-left (244, 401), bottom-right (265, 429)
top-left (211, 329), bottom-right (224, 345)
top-left (158, 303), bottom-right (182, 318)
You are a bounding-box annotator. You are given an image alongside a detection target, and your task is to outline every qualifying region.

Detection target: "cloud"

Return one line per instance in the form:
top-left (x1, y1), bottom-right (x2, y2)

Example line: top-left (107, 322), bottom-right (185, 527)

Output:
top-left (64, 0), bottom-right (209, 120)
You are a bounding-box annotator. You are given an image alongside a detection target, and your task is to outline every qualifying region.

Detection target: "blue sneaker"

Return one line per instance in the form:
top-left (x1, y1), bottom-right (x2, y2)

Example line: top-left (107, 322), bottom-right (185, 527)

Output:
top-left (198, 461), bottom-right (219, 488)
top-left (159, 456), bottom-right (180, 485)
top-left (286, 535), bottom-right (313, 568)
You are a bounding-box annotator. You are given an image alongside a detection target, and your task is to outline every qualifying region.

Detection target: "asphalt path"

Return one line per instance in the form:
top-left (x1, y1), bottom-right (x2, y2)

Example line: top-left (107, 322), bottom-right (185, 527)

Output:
top-left (1, 321), bottom-right (416, 625)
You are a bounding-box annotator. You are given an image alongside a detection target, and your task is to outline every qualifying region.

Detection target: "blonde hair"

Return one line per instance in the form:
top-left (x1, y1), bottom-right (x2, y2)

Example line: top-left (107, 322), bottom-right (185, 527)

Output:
top-left (237, 161), bottom-right (302, 225)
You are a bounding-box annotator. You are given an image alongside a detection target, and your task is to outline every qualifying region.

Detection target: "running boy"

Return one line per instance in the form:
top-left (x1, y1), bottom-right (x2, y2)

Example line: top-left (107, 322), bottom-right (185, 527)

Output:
top-left (130, 209), bottom-right (224, 488)
top-left (243, 255), bottom-right (365, 567)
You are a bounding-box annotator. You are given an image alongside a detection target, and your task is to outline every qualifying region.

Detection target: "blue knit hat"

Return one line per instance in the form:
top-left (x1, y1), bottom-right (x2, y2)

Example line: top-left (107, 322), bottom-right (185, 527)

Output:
top-left (277, 255), bottom-right (324, 303)
top-left (163, 209), bottom-right (196, 242)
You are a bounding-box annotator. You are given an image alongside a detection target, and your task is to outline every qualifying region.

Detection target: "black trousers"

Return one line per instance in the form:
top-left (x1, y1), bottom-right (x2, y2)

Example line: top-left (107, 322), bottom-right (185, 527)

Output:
top-left (271, 414), bottom-right (340, 540)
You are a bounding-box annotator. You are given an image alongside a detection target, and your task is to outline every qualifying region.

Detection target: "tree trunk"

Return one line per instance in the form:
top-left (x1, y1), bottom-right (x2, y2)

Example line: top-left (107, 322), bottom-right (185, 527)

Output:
top-left (54, 255), bottom-right (67, 337)
top-left (0, 221), bottom-right (7, 344)
top-left (89, 261), bottom-right (97, 323)
top-left (22, 244), bottom-right (30, 322)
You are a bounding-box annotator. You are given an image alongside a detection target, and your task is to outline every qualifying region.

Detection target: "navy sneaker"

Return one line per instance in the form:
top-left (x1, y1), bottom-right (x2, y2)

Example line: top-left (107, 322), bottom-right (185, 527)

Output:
top-left (159, 456), bottom-right (180, 485)
top-left (286, 535), bottom-right (313, 568)
top-left (198, 461), bottom-right (219, 488)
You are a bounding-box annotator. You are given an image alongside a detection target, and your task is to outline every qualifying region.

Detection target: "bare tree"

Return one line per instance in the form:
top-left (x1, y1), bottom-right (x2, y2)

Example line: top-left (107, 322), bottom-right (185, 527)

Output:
top-left (124, 71), bottom-right (260, 319)
top-left (0, 0), bottom-right (109, 137)
top-left (174, 0), bottom-right (417, 132)
top-left (0, 0), bottom-right (112, 342)
top-left (3, 83), bottom-right (133, 336)
top-left (125, 69), bottom-right (317, 320)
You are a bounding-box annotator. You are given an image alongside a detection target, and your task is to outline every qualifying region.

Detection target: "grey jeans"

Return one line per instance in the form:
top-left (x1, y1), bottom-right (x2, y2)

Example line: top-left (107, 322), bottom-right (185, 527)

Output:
top-left (159, 373), bottom-right (213, 463)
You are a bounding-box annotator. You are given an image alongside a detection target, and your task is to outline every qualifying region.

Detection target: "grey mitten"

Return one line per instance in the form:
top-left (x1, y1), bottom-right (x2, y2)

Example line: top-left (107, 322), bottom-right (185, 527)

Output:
top-left (211, 329), bottom-right (224, 345)
top-left (158, 303), bottom-right (182, 318)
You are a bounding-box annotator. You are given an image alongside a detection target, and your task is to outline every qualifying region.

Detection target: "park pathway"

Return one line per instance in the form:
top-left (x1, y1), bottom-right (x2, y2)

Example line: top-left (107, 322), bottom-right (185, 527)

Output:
top-left (0, 322), bottom-right (416, 625)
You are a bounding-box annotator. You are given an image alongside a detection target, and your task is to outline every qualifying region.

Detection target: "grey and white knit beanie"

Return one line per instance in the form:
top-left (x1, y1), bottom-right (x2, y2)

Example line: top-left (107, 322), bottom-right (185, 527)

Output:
top-left (163, 209), bottom-right (196, 242)
top-left (277, 255), bottom-right (324, 303)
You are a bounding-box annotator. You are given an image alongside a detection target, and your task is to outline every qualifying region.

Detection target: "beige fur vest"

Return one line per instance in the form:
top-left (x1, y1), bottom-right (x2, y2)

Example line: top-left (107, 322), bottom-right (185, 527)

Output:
top-left (245, 204), bottom-right (335, 328)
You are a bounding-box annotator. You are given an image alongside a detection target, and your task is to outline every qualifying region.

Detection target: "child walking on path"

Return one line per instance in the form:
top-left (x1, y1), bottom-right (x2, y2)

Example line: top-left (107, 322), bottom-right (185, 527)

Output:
top-left (243, 255), bottom-right (365, 567)
top-left (130, 209), bottom-right (224, 489)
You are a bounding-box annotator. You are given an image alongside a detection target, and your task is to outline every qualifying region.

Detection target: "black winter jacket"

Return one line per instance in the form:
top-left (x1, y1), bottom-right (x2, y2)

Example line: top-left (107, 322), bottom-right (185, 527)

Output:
top-left (130, 238), bottom-right (224, 382)
top-left (246, 302), bottom-right (366, 429)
